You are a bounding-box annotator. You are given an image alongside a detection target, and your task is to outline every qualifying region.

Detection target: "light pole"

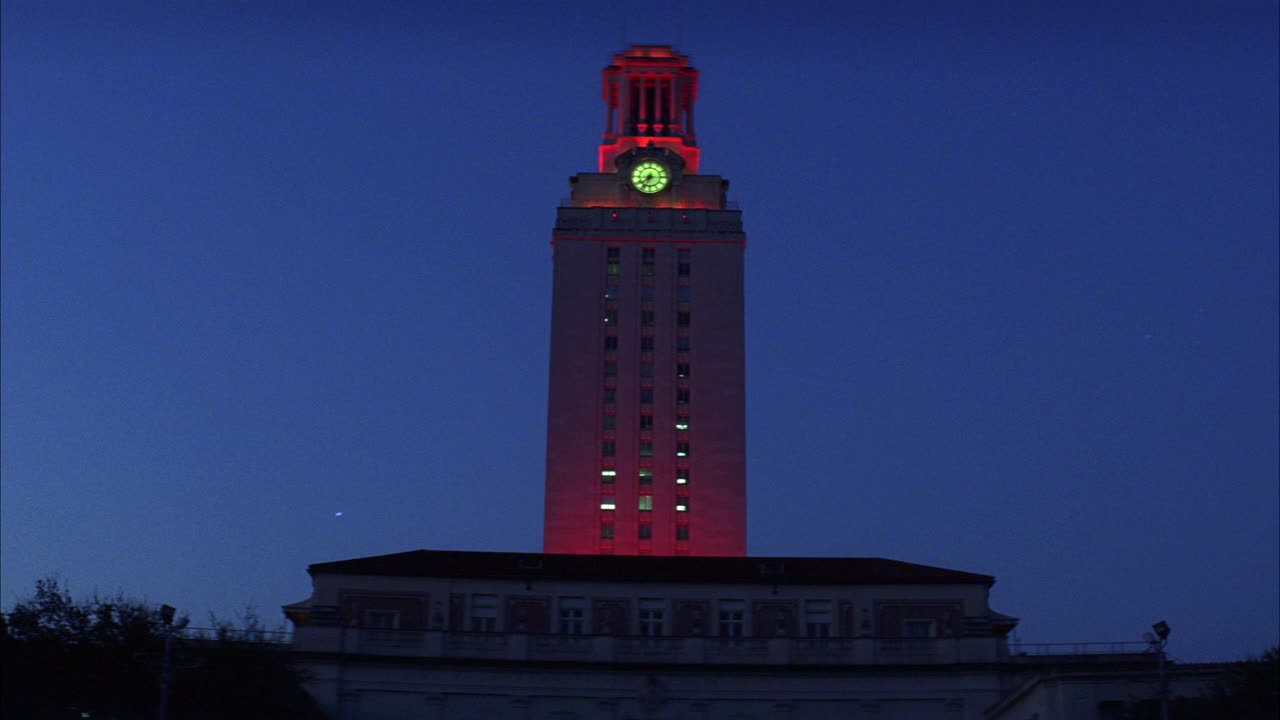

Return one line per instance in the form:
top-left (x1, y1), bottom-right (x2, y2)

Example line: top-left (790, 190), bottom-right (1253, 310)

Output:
top-left (1143, 620), bottom-right (1171, 720)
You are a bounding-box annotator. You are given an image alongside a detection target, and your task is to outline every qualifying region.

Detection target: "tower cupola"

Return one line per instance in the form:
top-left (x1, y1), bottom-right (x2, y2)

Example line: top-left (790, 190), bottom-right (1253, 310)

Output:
top-left (599, 45), bottom-right (701, 174)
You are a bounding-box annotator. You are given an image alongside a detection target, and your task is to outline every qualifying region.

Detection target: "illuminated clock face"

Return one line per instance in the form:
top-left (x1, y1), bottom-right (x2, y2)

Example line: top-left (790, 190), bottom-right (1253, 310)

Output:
top-left (630, 160), bottom-right (670, 194)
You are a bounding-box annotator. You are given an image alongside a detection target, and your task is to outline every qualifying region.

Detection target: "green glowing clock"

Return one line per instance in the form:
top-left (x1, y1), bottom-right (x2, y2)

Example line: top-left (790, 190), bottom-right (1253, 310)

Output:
top-left (630, 160), bottom-right (670, 194)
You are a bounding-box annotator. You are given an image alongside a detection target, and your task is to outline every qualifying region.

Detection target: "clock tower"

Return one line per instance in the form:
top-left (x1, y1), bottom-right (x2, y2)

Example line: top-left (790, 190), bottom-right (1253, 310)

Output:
top-left (544, 46), bottom-right (747, 556)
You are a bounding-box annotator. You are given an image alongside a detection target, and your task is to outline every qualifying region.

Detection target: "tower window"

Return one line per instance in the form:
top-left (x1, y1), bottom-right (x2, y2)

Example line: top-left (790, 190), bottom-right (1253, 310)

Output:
top-left (608, 263), bottom-right (621, 275)
top-left (677, 312), bottom-right (690, 327)
top-left (602, 414), bottom-right (616, 430)
top-left (641, 310), bottom-right (654, 326)
top-left (639, 468), bottom-right (653, 484)
top-left (642, 248), bottom-right (655, 261)
top-left (604, 310), bottom-right (618, 325)
top-left (678, 286), bottom-right (691, 302)
top-left (676, 526), bottom-right (690, 541)
top-left (600, 523), bottom-right (615, 539)
top-left (676, 363), bottom-right (690, 378)
top-left (677, 336), bottom-right (690, 351)
top-left (602, 441), bottom-right (616, 457)
top-left (640, 363), bottom-right (653, 378)
top-left (677, 249), bottom-right (690, 261)
top-left (601, 469), bottom-right (616, 484)
top-left (604, 336), bottom-right (618, 351)
top-left (641, 389), bottom-right (654, 404)
top-left (677, 389), bottom-right (690, 405)
top-left (604, 361), bottom-right (617, 377)
top-left (600, 497), bottom-right (617, 510)
top-left (640, 336), bottom-right (655, 352)
top-left (639, 523), bottom-right (652, 540)
top-left (641, 286), bottom-right (655, 301)
top-left (603, 388), bottom-right (616, 404)
top-left (676, 442), bottom-right (689, 457)
top-left (676, 498), bottom-right (689, 512)
top-left (639, 414), bottom-right (653, 430)
top-left (605, 286), bottom-right (620, 300)
top-left (676, 469), bottom-right (689, 484)
top-left (638, 495), bottom-right (653, 511)
top-left (641, 262), bottom-right (655, 276)
top-left (675, 416), bottom-right (689, 431)
top-left (639, 442), bottom-right (653, 457)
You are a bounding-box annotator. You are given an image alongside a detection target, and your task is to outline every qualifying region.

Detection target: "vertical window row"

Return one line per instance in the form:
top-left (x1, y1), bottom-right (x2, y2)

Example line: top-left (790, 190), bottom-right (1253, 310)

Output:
top-left (637, 247), bottom-right (656, 553)
top-left (675, 248), bottom-right (691, 553)
top-left (601, 247), bottom-right (621, 552)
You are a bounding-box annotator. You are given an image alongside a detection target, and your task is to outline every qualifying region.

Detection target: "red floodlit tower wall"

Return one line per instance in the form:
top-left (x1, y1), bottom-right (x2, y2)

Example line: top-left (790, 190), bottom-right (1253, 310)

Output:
top-left (544, 46), bottom-right (746, 557)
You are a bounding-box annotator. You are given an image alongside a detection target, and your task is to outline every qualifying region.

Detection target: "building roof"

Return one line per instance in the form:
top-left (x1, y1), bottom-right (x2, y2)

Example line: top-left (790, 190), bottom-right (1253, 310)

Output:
top-left (308, 549), bottom-right (995, 587)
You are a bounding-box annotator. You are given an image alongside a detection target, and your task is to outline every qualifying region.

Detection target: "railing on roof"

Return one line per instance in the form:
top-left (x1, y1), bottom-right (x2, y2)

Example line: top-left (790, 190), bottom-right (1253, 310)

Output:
top-left (1010, 641), bottom-right (1151, 656)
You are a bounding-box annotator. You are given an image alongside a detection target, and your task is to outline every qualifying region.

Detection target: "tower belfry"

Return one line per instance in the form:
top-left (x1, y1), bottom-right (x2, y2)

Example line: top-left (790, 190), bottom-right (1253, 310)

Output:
top-left (599, 45), bottom-right (701, 174)
top-left (544, 46), bottom-right (746, 557)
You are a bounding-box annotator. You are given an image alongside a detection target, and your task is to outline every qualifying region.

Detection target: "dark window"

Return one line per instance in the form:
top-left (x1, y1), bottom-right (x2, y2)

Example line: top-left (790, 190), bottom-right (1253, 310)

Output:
top-left (641, 263), bottom-right (655, 276)
top-left (604, 310), bottom-right (618, 325)
top-left (677, 363), bottom-right (690, 378)
top-left (677, 336), bottom-right (690, 351)
top-left (677, 389), bottom-right (690, 404)
top-left (602, 441), bottom-right (616, 457)
top-left (642, 248), bottom-right (655, 261)
top-left (600, 523), bottom-right (614, 539)
top-left (678, 286), bottom-right (691, 301)
top-left (639, 415), bottom-right (653, 430)
top-left (640, 336), bottom-right (655, 352)
top-left (677, 312), bottom-right (690, 327)
top-left (608, 263), bottom-right (621, 275)
top-left (641, 388), bottom-right (654, 404)
top-left (604, 361), bottom-right (617, 377)
top-left (639, 442), bottom-right (654, 457)
top-left (603, 387), bottom-right (616, 404)
top-left (677, 249), bottom-right (690, 261)
top-left (678, 263), bottom-right (690, 277)
top-left (676, 526), bottom-right (689, 541)
top-left (641, 286), bottom-right (655, 301)
top-left (607, 247), bottom-right (621, 260)
top-left (604, 336), bottom-right (618, 351)
top-left (602, 414), bottom-right (615, 430)
top-left (639, 524), bottom-right (652, 539)
top-left (640, 363), bottom-right (653, 378)
top-left (641, 310), bottom-right (655, 326)
top-left (605, 286), bottom-right (620, 300)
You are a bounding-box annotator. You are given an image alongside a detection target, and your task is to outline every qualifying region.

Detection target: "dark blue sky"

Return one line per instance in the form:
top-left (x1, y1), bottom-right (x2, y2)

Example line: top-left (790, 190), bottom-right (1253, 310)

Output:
top-left (3, 2), bottom-right (1276, 661)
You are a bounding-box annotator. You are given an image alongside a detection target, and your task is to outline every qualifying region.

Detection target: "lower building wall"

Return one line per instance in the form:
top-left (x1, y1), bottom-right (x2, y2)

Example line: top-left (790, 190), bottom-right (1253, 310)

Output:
top-left (297, 658), bottom-right (1007, 720)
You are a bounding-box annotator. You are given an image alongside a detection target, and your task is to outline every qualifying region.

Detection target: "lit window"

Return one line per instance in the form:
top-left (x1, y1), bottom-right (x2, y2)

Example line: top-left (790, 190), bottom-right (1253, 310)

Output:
top-left (639, 442), bottom-right (653, 457)
top-left (559, 597), bottom-right (585, 635)
top-left (604, 310), bottom-right (618, 325)
top-left (676, 442), bottom-right (689, 457)
top-left (602, 414), bottom-right (615, 430)
top-left (600, 497), bottom-right (616, 510)
top-left (805, 600), bottom-right (833, 638)
top-left (602, 441), bottom-right (616, 457)
top-left (638, 495), bottom-right (653, 511)
top-left (678, 286), bottom-right (691, 301)
top-left (676, 525), bottom-right (689, 541)
top-left (604, 336), bottom-right (618, 351)
top-left (675, 418), bottom-right (689, 431)
top-left (639, 524), bottom-right (652, 540)
top-left (639, 415), bottom-right (653, 430)
top-left (640, 336), bottom-right (655, 352)
top-left (638, 468), bottom-right (653, 484)
top-left (469, 594), bottom-right (498, 633)
top-left (600, 523), bottom-right (614, 539)
top-left (677, 311), bottom-right (690, 327)
top-left (676, 498), bottom-right (689, 512)
top-left (601, 469), bottom-right (615, 484)
top-left (676, 469), bottom-right (689, 484)
top-left (676, 363), bottom-right (690, 378)
top-left (607, 262), bottom-right (621, 275)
